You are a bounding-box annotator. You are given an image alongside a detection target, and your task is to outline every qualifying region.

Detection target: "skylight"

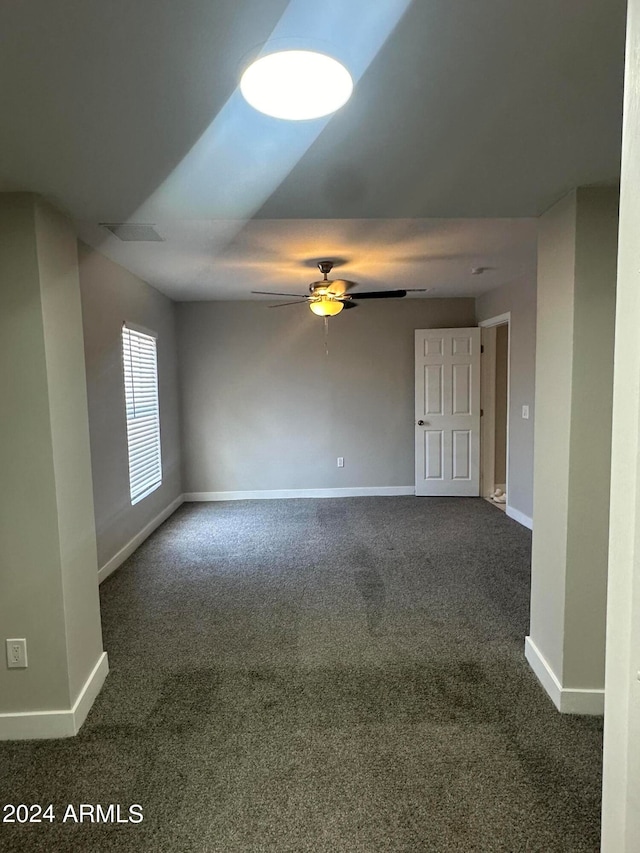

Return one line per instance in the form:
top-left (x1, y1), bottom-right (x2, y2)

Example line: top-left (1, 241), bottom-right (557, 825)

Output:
top-left (240, 50), bottom-right (353, 120)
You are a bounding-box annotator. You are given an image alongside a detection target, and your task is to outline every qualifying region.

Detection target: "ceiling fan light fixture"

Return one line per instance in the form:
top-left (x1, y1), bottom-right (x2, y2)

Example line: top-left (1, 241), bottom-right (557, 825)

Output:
top-left (240, 50), bottom-right (353, 120)
top-left (309, 297), bottom-right (344, 317)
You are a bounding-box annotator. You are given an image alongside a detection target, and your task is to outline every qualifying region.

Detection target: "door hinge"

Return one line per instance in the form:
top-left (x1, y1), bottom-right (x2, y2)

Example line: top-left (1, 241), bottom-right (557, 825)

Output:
top-left (481, 344), bottom-right (484, 353)
top-left (481, 409), bottom-right (484, 417)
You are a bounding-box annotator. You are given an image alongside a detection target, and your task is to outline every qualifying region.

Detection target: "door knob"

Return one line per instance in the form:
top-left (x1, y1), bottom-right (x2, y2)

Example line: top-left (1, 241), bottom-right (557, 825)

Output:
top-left (417, 419), bottom-right (429, 426)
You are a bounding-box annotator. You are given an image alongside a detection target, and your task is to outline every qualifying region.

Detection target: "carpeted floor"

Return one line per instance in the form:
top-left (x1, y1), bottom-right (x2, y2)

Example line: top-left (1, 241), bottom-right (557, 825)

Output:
top-left (0, 497), bottom-right (602, 852)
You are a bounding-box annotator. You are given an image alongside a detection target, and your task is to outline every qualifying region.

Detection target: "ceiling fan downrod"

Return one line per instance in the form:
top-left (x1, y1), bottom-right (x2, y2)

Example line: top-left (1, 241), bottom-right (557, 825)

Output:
top-left (317, 260), bottom-right (334, 279)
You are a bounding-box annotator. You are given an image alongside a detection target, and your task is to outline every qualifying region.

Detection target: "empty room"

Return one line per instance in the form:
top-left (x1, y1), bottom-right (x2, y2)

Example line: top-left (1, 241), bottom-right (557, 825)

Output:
top-left (1, 1), bottom-right (639, 851)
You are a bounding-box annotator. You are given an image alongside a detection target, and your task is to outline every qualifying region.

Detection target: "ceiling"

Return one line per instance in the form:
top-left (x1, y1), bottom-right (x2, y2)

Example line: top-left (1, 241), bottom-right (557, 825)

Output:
top-left (75, 217), bottom-right (537, 301)
top-left (0, 0), bottom-right (626, 301)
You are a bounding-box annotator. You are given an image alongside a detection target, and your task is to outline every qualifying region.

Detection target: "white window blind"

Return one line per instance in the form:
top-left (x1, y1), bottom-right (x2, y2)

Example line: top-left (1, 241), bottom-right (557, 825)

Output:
top-left (122, 325), bottom-right (162, 505)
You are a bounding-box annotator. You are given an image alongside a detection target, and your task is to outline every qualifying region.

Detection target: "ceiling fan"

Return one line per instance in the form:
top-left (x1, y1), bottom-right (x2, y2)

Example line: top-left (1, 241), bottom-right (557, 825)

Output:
top-left (252, 261), bottom-right (430, 317)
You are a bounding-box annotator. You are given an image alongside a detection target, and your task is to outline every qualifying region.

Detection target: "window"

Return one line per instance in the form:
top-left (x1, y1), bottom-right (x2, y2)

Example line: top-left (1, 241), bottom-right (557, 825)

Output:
top-left (122, 324), bottom-right (162, 504)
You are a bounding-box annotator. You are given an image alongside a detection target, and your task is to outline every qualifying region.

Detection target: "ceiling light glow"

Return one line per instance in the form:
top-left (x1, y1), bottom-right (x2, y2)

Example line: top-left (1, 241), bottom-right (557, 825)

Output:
top-left (309, 296), bottom-right (344, 316)
top-left (240, 50), bottom-right (353, 120)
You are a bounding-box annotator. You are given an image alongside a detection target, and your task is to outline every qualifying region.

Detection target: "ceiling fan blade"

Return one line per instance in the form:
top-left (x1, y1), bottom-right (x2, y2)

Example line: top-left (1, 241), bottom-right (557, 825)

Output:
top-left (342, 300), bottom-right (358, 309)
top-left (268, 300), bottom-right (309, 308)
top-left (349, 290), bottom-right (407, 299)
top-left (252, 290), bottom-right (309, 298)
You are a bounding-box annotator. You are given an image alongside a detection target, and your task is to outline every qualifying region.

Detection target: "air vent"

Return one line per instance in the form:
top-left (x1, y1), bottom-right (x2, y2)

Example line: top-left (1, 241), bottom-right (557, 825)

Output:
top-left (100, 223), bottom-right (164, 242)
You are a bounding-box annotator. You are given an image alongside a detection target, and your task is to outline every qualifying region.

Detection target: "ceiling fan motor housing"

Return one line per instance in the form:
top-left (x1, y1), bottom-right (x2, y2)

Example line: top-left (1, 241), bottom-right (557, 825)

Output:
top-left (309, 282), bottom-right (347, 298)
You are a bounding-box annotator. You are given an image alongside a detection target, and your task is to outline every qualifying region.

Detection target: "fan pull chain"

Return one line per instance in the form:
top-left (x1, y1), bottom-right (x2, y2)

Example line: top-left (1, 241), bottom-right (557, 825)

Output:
top-left (324, 316), bottom-right (329, 356)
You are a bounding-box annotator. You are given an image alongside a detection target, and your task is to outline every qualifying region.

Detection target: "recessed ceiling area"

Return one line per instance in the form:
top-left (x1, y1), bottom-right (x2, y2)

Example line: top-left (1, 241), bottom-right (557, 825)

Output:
top-left (0, 0), bottom-right (625, 299)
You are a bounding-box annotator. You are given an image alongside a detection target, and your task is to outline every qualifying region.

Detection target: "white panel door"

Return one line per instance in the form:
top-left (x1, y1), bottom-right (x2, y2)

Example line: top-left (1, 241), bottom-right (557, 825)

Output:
top-left (415, 328), bottom-right (481, 496)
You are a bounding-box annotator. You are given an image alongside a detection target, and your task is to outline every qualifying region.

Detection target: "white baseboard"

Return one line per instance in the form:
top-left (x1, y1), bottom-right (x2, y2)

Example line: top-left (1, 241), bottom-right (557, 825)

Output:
top-left (98, 494), bottom-right (184, 584)
top-left (184, 486), bottom-right (416, 501)
top-left (0, 651), bottom-right (109, 740)
top-left (525, 636), bottom-right (563, 710)
top-left (524, 636), bottom-right (604, 715)
top-left (73, 652), bottom-right (109, 733)
top-left (506, 505), bottom-right (533, 530)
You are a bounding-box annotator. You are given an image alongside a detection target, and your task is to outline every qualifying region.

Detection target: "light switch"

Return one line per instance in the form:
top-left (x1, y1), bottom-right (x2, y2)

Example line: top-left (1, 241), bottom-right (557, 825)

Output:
top-left (522, 405), bottom-right (530, 420)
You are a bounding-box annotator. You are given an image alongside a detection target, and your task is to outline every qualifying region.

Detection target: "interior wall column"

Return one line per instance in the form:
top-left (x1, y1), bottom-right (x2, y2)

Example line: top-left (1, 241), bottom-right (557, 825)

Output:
top-left (0, 193), bottom-right (108, 739)
top-left (526, 185), bottom-right (619, 715)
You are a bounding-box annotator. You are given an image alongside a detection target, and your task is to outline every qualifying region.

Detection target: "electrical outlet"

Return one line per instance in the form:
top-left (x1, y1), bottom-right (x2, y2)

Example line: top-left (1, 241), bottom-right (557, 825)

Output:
top-left (6, 639), bottom-right (27, 669)
top-left (337, 457), bottom-right (344, 468)
top-left (522, 405), bottom-right (530, 420)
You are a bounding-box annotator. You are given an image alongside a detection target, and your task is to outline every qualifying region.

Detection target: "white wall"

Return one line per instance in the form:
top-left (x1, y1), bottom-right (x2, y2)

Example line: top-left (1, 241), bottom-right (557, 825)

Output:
top-left (177, 298), bottom-right (476, 494)
top-left (601, 0), bottom-right (640, 845)
top-left (476, 275), bottom-right (537, 521)
top-left (78, 244), bottom-right (182, 571)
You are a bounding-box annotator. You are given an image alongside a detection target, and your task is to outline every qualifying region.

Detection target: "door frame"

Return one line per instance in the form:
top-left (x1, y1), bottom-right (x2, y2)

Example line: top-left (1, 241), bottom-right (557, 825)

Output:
top-left (479, 312), bottom-right (511, 503)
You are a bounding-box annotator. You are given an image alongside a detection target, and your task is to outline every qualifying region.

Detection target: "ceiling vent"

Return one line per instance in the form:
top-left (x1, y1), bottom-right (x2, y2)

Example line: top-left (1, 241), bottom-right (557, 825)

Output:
top-left (100, 223), bottom-right (164, 242)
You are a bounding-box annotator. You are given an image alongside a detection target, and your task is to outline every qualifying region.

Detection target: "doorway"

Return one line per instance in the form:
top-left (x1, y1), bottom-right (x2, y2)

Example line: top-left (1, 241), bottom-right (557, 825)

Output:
top-left (479, 314), bottom-right (510, 510)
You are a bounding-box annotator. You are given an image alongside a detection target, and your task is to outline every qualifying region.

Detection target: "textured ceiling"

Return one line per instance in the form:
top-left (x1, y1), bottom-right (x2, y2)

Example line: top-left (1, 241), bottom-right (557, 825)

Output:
top-left (75, 217), bottom-right (537, 301)
top-left (0, 0), bottom-right (625, 299)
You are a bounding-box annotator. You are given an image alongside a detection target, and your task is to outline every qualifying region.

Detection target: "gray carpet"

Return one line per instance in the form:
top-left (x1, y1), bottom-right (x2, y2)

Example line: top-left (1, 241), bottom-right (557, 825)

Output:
top-left (0, 497), bottom-right (602, 852)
